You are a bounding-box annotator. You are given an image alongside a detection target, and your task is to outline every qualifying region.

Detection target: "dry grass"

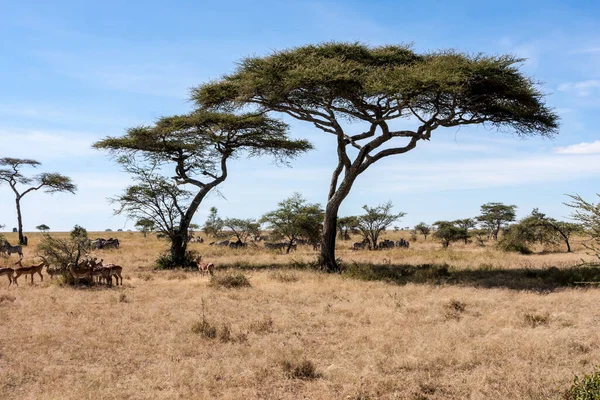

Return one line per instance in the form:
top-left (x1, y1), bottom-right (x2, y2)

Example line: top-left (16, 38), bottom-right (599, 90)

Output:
top-left (0, 231), bottom-right (599, 399)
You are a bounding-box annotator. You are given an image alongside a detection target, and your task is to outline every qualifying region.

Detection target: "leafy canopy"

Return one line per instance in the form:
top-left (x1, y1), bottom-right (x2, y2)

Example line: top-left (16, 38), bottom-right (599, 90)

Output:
top-left (357, 202), bottom-right (405, 248)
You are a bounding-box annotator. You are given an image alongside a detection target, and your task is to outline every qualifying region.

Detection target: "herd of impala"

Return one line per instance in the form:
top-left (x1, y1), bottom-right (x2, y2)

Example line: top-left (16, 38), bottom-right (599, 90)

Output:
top-left (0, 240), bottom-right (216, 288)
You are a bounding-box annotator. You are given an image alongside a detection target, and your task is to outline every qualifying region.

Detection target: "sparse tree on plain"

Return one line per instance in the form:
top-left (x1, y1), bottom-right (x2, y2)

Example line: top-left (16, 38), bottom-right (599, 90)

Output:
top-left (414, 222), bottom-right (431, 240)
top-left (223, 218), bottom-right (261, 244)
top-left (453, 218), bottom-right (476, 244)
top-left (260, 193), bottom-right (324, 253)
top-left (36, 224), bottom-right (50, 233)
top-left (337, 216), bottom-right (360, 241)
top-left (193, 42), bottom-right (559, 271)
top-left (203, 207), bottom-right (224, 239)
top-left (94, 112), bottom-right (311, 267)
top-left (433, 221), bottom-right (469, 248)
top-left (565, 194), bottom-right (600, 260)
top-left (0, 157), bottom-right (76, 245)
top-left (135, 218), bottom-right (155, 238)
top-left (357, 202), bottom-right (405, 250)
top-left (477, 202), bottom-right (517, 241)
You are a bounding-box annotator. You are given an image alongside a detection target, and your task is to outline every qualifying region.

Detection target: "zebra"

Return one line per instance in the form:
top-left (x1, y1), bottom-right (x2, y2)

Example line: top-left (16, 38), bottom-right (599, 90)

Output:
top-left (1, 241), bottom-right (23, 259)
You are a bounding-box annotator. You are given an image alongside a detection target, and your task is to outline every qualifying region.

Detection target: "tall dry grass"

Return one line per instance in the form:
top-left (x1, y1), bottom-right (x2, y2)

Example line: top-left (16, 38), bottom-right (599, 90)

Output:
top-left (0, 231), bottom-right (598, 399)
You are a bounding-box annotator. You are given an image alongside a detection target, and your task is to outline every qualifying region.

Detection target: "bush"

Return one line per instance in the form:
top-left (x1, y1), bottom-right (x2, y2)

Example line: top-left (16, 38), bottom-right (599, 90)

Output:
top-left (281, 358), bottom-right (321, 380)
top-left (155, 251), bottom-right (198, 270)
top-left (564, 366), bottom-right (600, 400)
top-left (269, 270), bottom-right (299, 283)
top-left (209, 272), bottom-right (251, 289)
top-left (191, 320), bottom-right (217, 339)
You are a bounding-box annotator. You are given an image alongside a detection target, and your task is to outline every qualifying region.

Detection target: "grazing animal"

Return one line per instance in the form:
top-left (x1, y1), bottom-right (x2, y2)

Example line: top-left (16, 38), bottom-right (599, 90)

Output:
top-left (195, 256), bottom-right (215, 276)
top-left (0, 267), bottom-right (14, 287)
top-left (395, 239), bottom-right (410, 249)
top-left (229, 240), bottom-right (247, 249)
top-left (378, 239), bottom-right (395, 249)
top-left (264, 242), bottom-right (287, 252)
top-left (68, 261), bottom-right (93, 285)
top-left (352, 238), bottom-right (371, 250)
top-left (1, 241), bottom-right (23, 259)
top-left (103, 264), bottom-right (123, 286)
top-left (45, 265), bottom-right (63, 280)
top-left (216, 240), bottom-right (230, 247)
top-left (14, 260), bottom-right (46, 285)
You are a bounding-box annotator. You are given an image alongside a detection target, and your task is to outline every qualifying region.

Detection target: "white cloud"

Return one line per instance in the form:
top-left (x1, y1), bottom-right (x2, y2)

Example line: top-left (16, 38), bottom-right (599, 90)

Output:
top-left (555, 140), bottom-right (600, 154)
top-left (557, 80), bottom-right (600, 96)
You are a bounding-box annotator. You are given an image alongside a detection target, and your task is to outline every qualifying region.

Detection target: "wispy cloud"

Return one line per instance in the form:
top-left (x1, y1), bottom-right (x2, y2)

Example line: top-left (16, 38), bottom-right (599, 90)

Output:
top-left (557, 80), bottom-right (600, 96)
top-left (555, 140), bottom-right (600, 154)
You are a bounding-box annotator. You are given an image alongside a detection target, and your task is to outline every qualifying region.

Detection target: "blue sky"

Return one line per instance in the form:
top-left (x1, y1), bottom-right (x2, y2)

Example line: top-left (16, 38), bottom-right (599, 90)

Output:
top-left (1, 0), bottom-right (599, 232)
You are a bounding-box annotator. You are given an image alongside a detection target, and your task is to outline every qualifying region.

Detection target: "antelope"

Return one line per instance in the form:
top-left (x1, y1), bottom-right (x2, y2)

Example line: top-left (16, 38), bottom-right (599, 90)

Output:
top-left (13, 260), bottom-right (46, 285)
top-left (195, 256), bottom-right (215, 276)
top-left (45, 265), bottom-right (63, 280)
top-left (68, 261), bottom-right (93, 285)
top-left (102, 264), bottom-right (123, 286)
top-left (0, 267), bottom-right (14, 287)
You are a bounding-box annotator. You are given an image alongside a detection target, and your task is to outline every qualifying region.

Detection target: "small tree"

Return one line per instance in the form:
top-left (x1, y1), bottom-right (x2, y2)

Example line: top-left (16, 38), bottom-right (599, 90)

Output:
top-left (36, 224), bottom-right (50, 233)
top-left (357, 202), bottom-right (405, 250)
top-left (453, 218), bottom-right (476, 244)
top-left (566, 194), bottom-right (600, 260)
top-left (414, 222), bottom-right (431, 240)
top-left (223, 218), bottom-right (261, 244)
top-left (0, 158), bottom-right (76, 245)
top-left (37, 225), bottom-right (90, 282)
top-left (433, 221), bottom-right (469, 248)
top-left (337, 216), bottom-right (359, 241)
top-left (95, 112), bottom-right (311, 267)
top-left (203, 207), bottom-right (225, 239)
top-left (135, 218), bottom-right (155, 238)
top-left (260, 193), bottom-right (324, 253)
top-left (477, 202), bottom-right (517, 240)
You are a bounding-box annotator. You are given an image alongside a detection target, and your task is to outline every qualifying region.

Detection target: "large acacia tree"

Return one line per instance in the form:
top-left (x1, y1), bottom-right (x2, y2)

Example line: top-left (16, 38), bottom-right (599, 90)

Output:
top-left (94, 111), bottom-right (311, 266)
top-left (192, 42), bottom-right (559, 272)
top-left (0, 158), bottom-right (76, 245)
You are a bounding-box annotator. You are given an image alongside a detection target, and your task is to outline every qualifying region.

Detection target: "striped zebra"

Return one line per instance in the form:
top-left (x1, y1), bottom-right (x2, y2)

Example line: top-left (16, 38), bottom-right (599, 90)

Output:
top-left (1, 241), bottom-right (23, 259)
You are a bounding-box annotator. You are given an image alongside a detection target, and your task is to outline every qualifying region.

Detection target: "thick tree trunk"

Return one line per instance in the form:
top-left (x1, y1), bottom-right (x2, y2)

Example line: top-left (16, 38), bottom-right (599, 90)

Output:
top-left (320, 204), bottom-right (340, 272)
top-left (16, 197), bottom-right (25, 245)
top-left (170, 232), bottom-right (187, 267)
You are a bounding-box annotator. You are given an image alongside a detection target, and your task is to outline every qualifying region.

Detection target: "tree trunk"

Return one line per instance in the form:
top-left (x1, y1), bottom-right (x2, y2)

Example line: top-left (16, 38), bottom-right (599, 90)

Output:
top-left (320, 205), bottom-right (339, 272)
top-left (170, 232), bottom-right (187, 267)
top-left (16, 197), bottom-right (25, 245)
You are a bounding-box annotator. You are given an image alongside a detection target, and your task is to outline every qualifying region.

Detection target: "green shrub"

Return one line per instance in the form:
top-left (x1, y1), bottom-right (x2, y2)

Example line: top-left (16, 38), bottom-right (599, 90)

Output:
top-left (209, 272), bottom-right (251, 289)
top-left (155, 251), bottom-right (198, 270)
top-left (564, 366), bottom-right (600, 400)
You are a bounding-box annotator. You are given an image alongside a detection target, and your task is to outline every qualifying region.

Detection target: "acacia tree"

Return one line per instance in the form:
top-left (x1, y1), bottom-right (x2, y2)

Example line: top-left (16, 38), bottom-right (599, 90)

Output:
top-left (357, 202), bottom-right (405, 250)
top-left (477, 202), bottom-right (517, 241)
top-left (94, 112), bottom-right (311, 266)
top-left (193, 42), bottom-right (559, 271)
top-left (36, 224), bottom-right (50, 233)
top-left (414, 222), bottom-right (431, 240)
top-left (0, 158), bottom-right (77, 245)
top-left (260, 192), bottom-right (324, 253)
top-left (433, 221), bottom-right (469, 248)
top-left (203, 207), bottom-right (224, 238)
top-left (223, 218), bottom-right (261, 244)
top-left (135, 218), bottom-right (155, 238)
top-left (337, 216), bottom-right (359, 240)
top-left (566, 194), bottom-right (600, 259)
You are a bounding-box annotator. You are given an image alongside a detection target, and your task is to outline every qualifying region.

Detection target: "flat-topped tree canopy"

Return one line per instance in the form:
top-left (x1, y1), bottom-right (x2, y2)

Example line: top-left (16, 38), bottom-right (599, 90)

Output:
top-left (94, 111), bottom-right (312, 186)
top-left (192, 42), bottom-right (559, 272)
top-left (192, 42), bottom-right (558, 139)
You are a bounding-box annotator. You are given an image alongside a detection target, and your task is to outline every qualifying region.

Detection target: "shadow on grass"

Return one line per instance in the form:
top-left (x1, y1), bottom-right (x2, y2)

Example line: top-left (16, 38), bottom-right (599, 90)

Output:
top-left (343, 262), bottom-right (600, 292)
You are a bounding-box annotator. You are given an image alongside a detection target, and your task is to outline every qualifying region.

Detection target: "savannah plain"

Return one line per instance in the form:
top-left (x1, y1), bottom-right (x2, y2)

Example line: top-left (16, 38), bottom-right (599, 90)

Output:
top-left (1, 231), bottom-right (599, 399)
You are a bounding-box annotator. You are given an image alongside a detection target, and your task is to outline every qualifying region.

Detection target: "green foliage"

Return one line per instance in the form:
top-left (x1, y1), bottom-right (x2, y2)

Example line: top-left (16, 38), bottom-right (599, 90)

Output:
top-left (477, 202), bottom-right (517, 240)
top-left (155, 251), bottom-right (198, 270)
top-left (35, 224), bottom-right (50, 232)
top-left (223, 217), bottom-right (260, 243)
top-left (357, 202), bottom-right (405, 249)
top-left (135, 218), bottom-right (155, 237)
top-left (203, 207), bottom-right (224, 238)
top-left (260, 192), bottom-right (324, 251)
top-left (433, 221), bottom-right (469, 248)
top-left (337, 216), bottom-right (359, 240)
top-left (414, 222), bottom-right (431, 240)
top-left (566, 194), bottom-right (600, 260)
top-left (37, 225), bottom-right (90, 275)
top-left (564, 366), bottom-right (600, 400)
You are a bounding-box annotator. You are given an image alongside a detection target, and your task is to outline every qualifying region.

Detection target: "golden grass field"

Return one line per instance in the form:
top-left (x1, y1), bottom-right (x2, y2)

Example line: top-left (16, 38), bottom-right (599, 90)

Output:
top-left (1, 231), bottom-right (599, 399)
